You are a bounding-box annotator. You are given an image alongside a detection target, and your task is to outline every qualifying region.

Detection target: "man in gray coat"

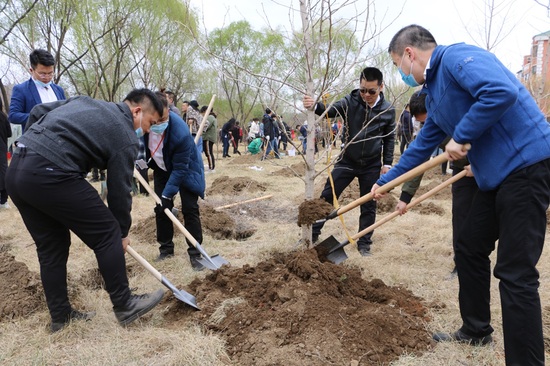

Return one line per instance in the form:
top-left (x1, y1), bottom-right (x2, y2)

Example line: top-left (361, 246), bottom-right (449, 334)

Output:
top-left (6, 89), bottom-right (166, 333)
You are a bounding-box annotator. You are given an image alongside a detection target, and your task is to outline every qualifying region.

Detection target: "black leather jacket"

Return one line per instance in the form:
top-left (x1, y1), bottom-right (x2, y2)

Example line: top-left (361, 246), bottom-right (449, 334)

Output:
top-left (314, 90), bottom-right (395, 169)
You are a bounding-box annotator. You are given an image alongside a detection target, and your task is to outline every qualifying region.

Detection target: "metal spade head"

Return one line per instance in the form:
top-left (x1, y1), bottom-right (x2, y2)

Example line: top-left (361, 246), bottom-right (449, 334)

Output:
top-left (160, 275), bottom-right (199, 310)
top-left (197, 254), bottom-right (230, 271)
top-left (316, 235), bottom-right (349, 264)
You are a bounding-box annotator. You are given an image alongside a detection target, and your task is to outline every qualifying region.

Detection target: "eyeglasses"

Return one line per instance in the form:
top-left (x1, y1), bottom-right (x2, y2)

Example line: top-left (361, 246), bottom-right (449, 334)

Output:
top-left (32, 70), bottom-right (55, 78)
top-left (359, 85), bottom-right (381, 95)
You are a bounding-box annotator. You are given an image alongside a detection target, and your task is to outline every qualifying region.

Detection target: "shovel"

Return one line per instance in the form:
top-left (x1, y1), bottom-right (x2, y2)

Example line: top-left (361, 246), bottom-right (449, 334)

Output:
top-left (317, 169), bottom-right (468, 264)
top-left (133, 168), bottom-right (229, 270)
top-left (317, 146), bottom-right (470, 224)
top-left (231, 137), bottom-right (241, 155)
top-left (126, 244), bottom-right (199, 310)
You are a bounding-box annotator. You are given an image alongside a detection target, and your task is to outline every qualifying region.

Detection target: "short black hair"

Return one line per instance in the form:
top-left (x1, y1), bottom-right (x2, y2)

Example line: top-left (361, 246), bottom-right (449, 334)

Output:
top-left (409, 91), bottom-right (427, 117)
top-left (388, 24), bottom-right (437, 56)
top-left (124, 88), bottom-right (164, 117)
top-left (360, 67), bottom-right (383, 85)
top-left (265, 108), bottom-right (271, 114)
top-left (29, 49), bottom-right (55, 69)
top-left (200, 105), bottom-right (208, 113)
top-left (154, 91), bottom-right (169, 109)
top-left (164, 90), bottom-right (175, 98)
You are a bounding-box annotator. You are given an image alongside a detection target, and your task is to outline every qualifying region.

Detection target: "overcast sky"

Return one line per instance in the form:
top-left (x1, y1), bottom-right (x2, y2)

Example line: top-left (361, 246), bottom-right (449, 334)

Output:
top-left (189, 0), bottom-right (549, 72)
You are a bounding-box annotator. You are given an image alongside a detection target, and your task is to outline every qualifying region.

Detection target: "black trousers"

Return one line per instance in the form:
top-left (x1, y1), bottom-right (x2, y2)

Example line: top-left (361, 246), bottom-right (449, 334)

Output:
top-left (313, 157), bottom-right (380, 249)
top-left (451, 166), bottom-right (478, 255)
top-left (456, 158), bottom-right (550, 366)
top-left (203, 140), bottom-right (215, 170)
top-left (151, 161), bottom-right (202, 258)
top-left (6, 152), bottom-right (130, 321)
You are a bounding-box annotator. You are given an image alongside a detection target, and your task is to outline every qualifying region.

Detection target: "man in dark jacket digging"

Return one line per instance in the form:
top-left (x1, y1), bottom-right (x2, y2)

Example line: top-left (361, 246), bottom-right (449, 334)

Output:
top-left (303, 67), bottom-right (396, 256)
top-left (5, 89), bottom-right (165, 333)
top-left (144, 92), bottom-right (206, 271)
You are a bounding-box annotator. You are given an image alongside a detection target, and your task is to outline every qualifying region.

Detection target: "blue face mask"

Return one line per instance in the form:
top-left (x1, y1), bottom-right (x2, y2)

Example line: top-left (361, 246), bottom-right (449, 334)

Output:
top-left (398, 51), bottom-right (421, 88)
top-left (150, 121), bottom-right (168, 134)
top-left (135, 111), bottom-right (143, 138)
top-left (34, 78), bottom-right (52, 88)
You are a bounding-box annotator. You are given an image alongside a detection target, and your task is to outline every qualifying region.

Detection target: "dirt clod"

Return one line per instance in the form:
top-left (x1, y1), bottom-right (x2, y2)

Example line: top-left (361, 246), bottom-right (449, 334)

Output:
top-left (207, 176), bottom-right (266, 196)
top-left (297, 198), bottom-right (333, 227)
top-left (162, 249), bottom-right (433, 365)
top-left (0, 251), bottom-right (45, 320)
top-left (412, 202), bottom-right (445, 216)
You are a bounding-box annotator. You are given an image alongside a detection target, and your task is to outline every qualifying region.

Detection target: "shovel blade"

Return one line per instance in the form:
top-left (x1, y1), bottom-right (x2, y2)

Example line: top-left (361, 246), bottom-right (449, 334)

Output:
top-left (316, 235), bottom-right (349, 264)
top-left (161, 275), bottom-right (199, 310)
top-left (197, 254), bottom-right (230, 271)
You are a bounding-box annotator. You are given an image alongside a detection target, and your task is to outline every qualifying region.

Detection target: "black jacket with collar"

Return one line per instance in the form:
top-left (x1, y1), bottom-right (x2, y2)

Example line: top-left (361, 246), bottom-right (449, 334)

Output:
top-left (314, 89), bottom-right (395, 169)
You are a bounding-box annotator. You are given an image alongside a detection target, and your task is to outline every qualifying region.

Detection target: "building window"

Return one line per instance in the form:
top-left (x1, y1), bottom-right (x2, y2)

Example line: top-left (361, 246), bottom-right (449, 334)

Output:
top-left (533, 45), bottom-right (538, 56)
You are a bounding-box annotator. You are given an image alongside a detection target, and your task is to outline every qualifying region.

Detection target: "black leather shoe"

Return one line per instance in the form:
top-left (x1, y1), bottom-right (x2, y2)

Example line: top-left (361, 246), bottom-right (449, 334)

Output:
top-left (154, 253), bottom-right (174, 262)
top-left (190, 256), bottom-right (205, 271)
top-left (358, 248), bottom-right (371, 257)
top-left (311, 234), bottom-right (319, 244)
top-left (50, 309), bottom-right (96, 333)
top-left (433, 329), bottom-right (493, 346)
top-left (113, 289), bottom-right (165, 326)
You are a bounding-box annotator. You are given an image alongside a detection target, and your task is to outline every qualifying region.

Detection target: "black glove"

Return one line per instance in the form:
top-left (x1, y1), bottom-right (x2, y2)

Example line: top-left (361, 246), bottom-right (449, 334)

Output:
top-left (155, 196), bottom-right (173, 214)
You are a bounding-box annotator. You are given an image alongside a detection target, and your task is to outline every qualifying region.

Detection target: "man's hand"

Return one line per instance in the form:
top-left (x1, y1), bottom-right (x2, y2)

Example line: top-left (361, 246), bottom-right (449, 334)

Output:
top-left (464, 165), bottom-right (474, 177)
top-left (371, 183), bottom-right (387, 201)
top-left (445, 138), bottom-right (468, 161)
top-left (303, 95), bottom-right (315, 110)
top-left (396, 201), bottom-right (408, 216)
top-left (122, 237), bottom-right (130, 253)
top-left (155, 196), bottom-right (173, 214)
top-left (381, 166), bottom-right (391, 175)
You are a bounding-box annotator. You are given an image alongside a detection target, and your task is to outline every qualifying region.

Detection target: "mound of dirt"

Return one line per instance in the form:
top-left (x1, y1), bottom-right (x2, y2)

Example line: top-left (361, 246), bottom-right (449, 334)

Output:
top-left (297, 198), bottom-right (333, 227)
top-left (229, 154), bottom-right (263, 165)
top-left (130, 213), bottom-right (182, 243)
top-left (161, 249), bottom-right (434, 365)
top-left (0, 251), bottom-right (45, 320)
top-left (412, 202), bottom-right (445, 216)
top-left (339, 179), bottom-right (360, 204)
top-left (200, 205), bottom-right (256, 240)
top-left (415, 180), bottom-right (453, 201)
top-left (271, 162), bottom-right (306, 178)
top-left (207, 176), bottom-right (267, 196)
top-left (376, 194), bottom-right (398, 214)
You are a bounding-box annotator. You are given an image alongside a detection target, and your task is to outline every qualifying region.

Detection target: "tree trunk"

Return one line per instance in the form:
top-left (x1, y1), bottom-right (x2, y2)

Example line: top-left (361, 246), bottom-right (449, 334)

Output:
top-left (0, 79), bottom-right (8, 113)
top-left (300, 0), bottom-right (316, 248)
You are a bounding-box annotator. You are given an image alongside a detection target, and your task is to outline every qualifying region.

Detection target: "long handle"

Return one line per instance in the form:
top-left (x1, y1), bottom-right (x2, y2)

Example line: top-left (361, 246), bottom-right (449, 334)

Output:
top-left (350, 169), bottom-right (468, 241)
top-left (133, 168), bottom-right (199, 248)
top-left (194, 95), bottom-right (216, 145)
top-left (215, 194), bottom-right (274, 210)
top-left (126, 245), bottom-right (162, 282)
top-left (330, 145), bottom-right (470, 219)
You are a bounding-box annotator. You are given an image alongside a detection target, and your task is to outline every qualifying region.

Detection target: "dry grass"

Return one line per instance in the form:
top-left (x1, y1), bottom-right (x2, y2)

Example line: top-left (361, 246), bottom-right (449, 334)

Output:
top-left (1, 144), bottom-right (550, 365)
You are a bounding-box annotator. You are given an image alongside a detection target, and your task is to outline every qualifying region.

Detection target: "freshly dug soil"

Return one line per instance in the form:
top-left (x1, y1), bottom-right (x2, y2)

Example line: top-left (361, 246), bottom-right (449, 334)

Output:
top-left (207, 176), bottom-right (267, 196)
top-left (416, 180), bottom-right (453, 201)
top-left (0, 251), bottom-right (45, 320)
top-left (297, 198), bottom-right (333, 227)
top-left (376, 194), bottom-right (398, 214)
top-left (271, 162), bottom-right (306, 178)
top-left (412, 202), bottom-right (445, 216)
top-left (200, 205), bottom-right (256, 240)
top-left (339, 179), bottom-right (360, 204)
top-left (229, 154), bottom-right (263, 165)
top-left (161, 249), bottom-right (435, 365)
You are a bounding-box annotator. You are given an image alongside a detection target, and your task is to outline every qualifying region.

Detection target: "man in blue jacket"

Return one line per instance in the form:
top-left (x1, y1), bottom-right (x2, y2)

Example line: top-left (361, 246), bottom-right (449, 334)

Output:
top-left (9, 49), bottom-right (66, 132)
top-left (372, 25), bottom-right (550, 365)
top-left (144, 92), bottom-right (206, 271)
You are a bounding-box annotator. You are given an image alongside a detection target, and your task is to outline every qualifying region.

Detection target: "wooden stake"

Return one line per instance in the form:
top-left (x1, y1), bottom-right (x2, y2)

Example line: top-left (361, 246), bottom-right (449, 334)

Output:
top-left (215, 194), bottom-right (275, 210)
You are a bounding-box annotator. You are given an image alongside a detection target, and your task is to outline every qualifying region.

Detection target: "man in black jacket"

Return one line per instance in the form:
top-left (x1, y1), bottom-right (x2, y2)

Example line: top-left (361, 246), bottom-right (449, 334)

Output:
top-left (6, 89), bottom-right (166, 333)
top-left (303, 67), bottom-right (395, 256)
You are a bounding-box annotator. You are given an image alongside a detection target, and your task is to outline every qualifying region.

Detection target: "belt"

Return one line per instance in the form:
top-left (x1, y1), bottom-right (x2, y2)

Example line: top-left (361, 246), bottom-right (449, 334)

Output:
top-left (14, 147), bottom-right (39, 156)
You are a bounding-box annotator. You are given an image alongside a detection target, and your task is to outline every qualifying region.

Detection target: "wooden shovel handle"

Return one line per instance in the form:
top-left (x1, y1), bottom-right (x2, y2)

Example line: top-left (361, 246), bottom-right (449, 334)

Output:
top-left (126, 245), bottom-right (162, 282)
top-left (194, 95), bottom-right (216, 145)
top-left (215, 195), bottom-right (274, 210)
top-left (133, 168), bottom-right (199, 248)
top-left (334, 144), bottom-right (470, 218)
top-left (350, 169), bottom-right (468, 241)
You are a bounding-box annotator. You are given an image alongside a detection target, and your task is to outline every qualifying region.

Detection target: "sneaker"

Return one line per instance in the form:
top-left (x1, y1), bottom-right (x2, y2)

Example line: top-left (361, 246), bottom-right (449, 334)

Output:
top-left (113, 289), bottom-right (165, 326)
top-left (0, 202), bottom-right (10, 209)
top-left (190, 256), bottom-right (205, 272)
top-left (154, 253), bottom-right (174, 262)
top-left (445, 266), bottom-right (458, 280)
top-left (433, 329), bottom-right (493, 346)
top-left (358, 247), bottom-right (371, 257)
top-left (50, 308), bottom-right (96, 333)
top-left (90, 178), bottom-right (99, 183)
